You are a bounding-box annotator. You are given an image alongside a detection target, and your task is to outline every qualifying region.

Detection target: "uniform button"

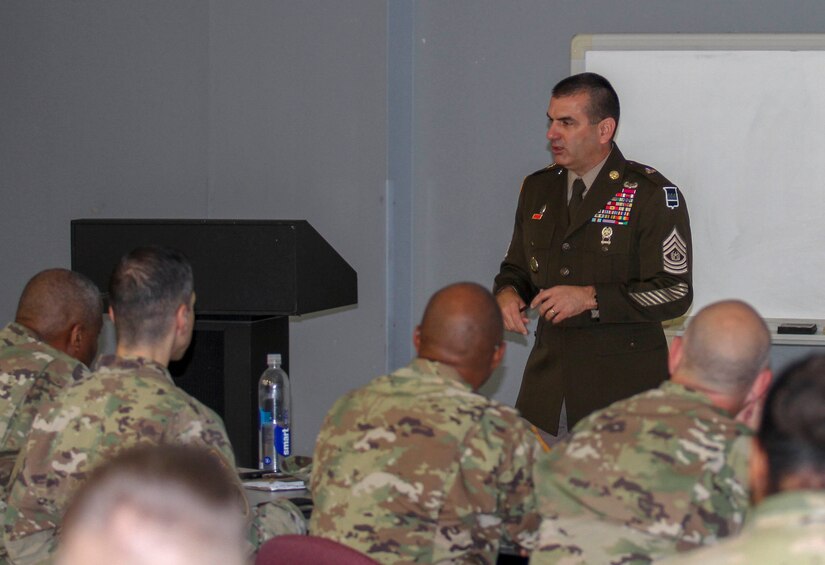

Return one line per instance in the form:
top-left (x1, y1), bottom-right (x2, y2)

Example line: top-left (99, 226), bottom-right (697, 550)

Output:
top-left (560, 267), bottom-right (570, 277)
top-left (530, 240), bottom-right (535, 248)
top-left (530, 257), bottom-right (539, 272)
top-left (561, 242), bottom-right (571, 251)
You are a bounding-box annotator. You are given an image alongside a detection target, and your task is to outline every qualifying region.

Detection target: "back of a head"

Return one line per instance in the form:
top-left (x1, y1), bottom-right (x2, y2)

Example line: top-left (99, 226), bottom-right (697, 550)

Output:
top-left (109, 246), bottom-right (193, 348)
top-left (757, 355), bottom-right (825, 495)
top-left (677, 300), bottom-right (770, 398)
top-left (552, 72), bottom-right (620, 127)
top-left (15, 268), bottom-right (102, 346)
top-left (417, 282), bottom-right (503, 388)
top-left (58, 443), bottom-right (247, 565)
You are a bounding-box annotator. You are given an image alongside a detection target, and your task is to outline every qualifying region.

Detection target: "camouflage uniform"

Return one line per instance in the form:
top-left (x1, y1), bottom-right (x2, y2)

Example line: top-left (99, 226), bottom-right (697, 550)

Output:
top-left (659, 491), bottom-right (825, 565)
top-left (530, 381), bottom-right (752, 565)
top-left (0, 323), bottom-right (89, 487)
top-left (310, 358), bottom-right (540, 564)
top-left (3, 354), bottom-right (305, 564)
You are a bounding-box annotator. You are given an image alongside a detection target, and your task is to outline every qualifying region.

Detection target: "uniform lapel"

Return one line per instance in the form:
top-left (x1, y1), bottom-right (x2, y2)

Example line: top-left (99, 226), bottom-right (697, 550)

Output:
top-left (564, 147), bottom-right (627, 237)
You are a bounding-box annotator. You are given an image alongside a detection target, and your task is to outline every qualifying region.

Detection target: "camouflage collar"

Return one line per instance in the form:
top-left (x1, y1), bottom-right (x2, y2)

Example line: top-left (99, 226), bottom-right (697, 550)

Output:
top-left (749, 490), bottom-right (825, 526)
top-left (408, 358), bottom-right (472, 391)
top-left (2, 322), bottom-right (43, 345)
top-left (93, 354), bottom-right (173, 383)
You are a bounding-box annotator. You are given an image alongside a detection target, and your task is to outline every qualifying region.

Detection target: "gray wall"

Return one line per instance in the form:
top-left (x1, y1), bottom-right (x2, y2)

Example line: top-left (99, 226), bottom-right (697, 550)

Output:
top-left (0, 1), bottom-right (387, 457)
top-left (3, 1), bottom-right (825, 456)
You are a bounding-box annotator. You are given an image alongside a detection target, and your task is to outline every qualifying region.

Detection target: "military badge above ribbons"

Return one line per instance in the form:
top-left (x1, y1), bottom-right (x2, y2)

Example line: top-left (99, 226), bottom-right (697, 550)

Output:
top-left (662, 227), bottom-right (688, 274)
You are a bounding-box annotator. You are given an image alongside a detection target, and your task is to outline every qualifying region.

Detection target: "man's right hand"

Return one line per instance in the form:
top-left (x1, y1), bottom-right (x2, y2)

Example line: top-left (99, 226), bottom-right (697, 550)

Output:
top-left (496, 287), bottom-right (529, 335)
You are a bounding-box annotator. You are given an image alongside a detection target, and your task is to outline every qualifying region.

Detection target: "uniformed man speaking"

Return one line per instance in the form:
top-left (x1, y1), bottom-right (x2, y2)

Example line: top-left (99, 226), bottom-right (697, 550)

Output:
top-left (494, 72), bottom-right (692, 437)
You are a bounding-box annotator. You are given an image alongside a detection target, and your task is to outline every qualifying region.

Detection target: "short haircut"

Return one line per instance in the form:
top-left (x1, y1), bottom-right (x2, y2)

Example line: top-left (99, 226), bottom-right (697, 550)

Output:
top-left (418, 282), bottom-right (504, 362)
top-left (15, 268), bottom-right (102, 340)
top-left (59, 444), bottom-right (247, 565)
top-left (679, 300), bottom-right (771, 397)
top-left (552, 72), bottom-right (620, 127)
top-left (108, 246), bottom-right (194, 347)
top-left (758, 355), bottom-right (825, 495)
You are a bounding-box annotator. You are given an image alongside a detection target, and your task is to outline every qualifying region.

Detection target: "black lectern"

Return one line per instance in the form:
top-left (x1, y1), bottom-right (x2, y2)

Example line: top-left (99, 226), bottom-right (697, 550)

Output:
top-left (71, 219), bottom-right (357, 466)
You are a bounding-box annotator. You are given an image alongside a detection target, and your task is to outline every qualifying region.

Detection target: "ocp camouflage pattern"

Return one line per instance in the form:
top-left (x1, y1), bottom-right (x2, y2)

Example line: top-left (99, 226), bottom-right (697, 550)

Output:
top-left (530, 381), bottom-right (752, 565)
top-left (310, 358), bottom-right (540, 564)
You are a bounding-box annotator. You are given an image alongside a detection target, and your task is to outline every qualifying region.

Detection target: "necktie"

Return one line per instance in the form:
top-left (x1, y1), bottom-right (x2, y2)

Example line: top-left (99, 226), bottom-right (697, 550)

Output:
top-left (569, 177), bottom-right (586, 222)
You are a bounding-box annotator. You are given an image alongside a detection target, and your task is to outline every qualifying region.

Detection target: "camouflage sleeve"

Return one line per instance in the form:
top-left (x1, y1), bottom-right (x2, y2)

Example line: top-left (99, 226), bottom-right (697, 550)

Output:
top-left (495, 416), bottom-right (541, 552)
top-left (4, 402), bottom-right (101, 564)
top-left (169, 399), bottom-right (237, 467)
top-left (248, 499), bottom-right (307, 547)
top-left (677, 432), bottom-right (750, 549)
top-left (433, 408), bottom-right (539, 559)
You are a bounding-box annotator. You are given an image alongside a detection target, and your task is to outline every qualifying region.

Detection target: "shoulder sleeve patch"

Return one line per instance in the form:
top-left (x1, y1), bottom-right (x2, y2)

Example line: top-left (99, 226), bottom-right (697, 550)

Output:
top-left (663, 186), bottom-right (680, 209)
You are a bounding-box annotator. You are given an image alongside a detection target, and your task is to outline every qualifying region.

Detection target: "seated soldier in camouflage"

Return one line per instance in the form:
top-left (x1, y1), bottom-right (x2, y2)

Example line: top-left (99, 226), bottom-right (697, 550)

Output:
top-left (0, 269), bottom-right (102, 488)
top-left (310, 282), bottom-right (540, 564)
top-left (661, 354), bottom-right (825, 565)
top-left (530, 300), bottom-right (773, 565)
top-left (4, 246), bottom-right (304, 564)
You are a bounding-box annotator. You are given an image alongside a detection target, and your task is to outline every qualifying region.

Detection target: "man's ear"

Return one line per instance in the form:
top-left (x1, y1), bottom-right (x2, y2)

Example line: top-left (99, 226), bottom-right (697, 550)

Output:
top-left (490, 342), bottom-right (506, 371)
top-left (174, 303), bottom-right (190, 335)
top-left (413, 326), bottom-right (422, 355)
top-left (108, 306), bottom-right (116, 324)
top-left (751, 368), bottom-right (773, 400)
top-left (68, 323), bottom-right (83, 354)
top-left (668, 335), bottom-right (684, 375)
top-left (598, 117), bottom-right (617, 144)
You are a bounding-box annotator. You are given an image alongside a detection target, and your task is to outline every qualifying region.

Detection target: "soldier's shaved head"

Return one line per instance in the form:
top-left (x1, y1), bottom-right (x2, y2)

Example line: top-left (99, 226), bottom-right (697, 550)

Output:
top-left (15, 269), bottom-right (103, 366)
top-left (415, 282), bottom-right (505, 389)
top-left (675, 300), bottom-right (771, 399)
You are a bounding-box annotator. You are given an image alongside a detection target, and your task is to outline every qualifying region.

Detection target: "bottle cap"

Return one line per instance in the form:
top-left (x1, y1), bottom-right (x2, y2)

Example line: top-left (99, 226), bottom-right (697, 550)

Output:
top-left (267, 353), bottom-right (281, 365)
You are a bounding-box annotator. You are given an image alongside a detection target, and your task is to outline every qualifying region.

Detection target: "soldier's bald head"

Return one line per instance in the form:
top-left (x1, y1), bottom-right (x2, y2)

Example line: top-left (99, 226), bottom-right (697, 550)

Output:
top-left (416, 282), bottom-right (504, 389)
top-left (15, 269), bottom-right (103, 352)
top-left (677, 300), bottom-right (770, 398)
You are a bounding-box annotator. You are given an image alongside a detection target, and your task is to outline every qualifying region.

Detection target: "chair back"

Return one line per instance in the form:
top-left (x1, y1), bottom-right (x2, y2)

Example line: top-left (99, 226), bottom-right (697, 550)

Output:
top-left (255, 534), bottom-right (380, 565)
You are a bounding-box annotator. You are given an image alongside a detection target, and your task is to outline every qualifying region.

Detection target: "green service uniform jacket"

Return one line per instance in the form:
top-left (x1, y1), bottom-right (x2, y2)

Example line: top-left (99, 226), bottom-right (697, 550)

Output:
top-left (494, 145), bottom-right (692, 433)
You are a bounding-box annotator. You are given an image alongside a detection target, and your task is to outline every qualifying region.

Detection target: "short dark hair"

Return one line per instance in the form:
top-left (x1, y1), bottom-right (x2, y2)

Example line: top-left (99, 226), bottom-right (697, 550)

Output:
top-left (16, 268), bottom-right (102, 341)
top-left (108, 246), bottom-right (194, 347)
top-left (552, 72), bottom-right (620, 127)
top-left (758, 355), bottom-right (825, 494)
top-left (60, 444), bottom-right (246, 564)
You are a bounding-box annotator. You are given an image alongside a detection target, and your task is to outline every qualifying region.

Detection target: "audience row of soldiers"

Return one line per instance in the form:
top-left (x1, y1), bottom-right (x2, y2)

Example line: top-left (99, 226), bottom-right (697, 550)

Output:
top-left (0, 246), bottom-right (823, 564)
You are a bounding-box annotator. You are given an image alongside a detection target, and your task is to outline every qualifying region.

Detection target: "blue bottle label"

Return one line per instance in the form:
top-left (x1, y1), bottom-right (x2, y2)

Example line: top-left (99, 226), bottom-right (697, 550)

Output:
top-left (259, 409), bottom-right (273, 425)
top-left (275, 426), bottom-right (291, 456)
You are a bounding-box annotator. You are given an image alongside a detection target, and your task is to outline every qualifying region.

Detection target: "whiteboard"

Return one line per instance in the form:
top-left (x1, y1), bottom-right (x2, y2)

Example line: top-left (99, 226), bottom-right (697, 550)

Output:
top-left (573, 34), bottom-right (825, 319)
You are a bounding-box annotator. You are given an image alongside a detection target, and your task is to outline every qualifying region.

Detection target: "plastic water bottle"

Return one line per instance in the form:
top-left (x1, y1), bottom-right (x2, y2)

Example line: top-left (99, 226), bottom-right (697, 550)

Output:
top-left (258, 353), bottom-right (291, 472)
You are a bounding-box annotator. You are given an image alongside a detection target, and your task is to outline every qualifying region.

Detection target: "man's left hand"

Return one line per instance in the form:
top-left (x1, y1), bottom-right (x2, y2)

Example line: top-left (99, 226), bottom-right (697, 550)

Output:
top-left (530, 285), bottom-right (597, 324)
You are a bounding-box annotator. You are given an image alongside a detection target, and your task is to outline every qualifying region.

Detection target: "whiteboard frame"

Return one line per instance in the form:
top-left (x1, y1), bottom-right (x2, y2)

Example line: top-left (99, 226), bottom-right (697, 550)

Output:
top-left (572, 33), bottom-right (825, 73)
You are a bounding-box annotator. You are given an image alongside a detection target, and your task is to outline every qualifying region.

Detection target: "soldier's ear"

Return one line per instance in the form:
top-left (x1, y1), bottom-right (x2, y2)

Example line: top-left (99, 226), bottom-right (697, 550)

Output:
top-left (108, 306), bottom-right (116, 324)
top-left (668, 336), bottom-right (684, 375)
top-left (490, 341), bottom-right (506, 371)
top-left (597, 117), bottom-right (616, 144)
top-left (412, 326), bottom-right (422, 354)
